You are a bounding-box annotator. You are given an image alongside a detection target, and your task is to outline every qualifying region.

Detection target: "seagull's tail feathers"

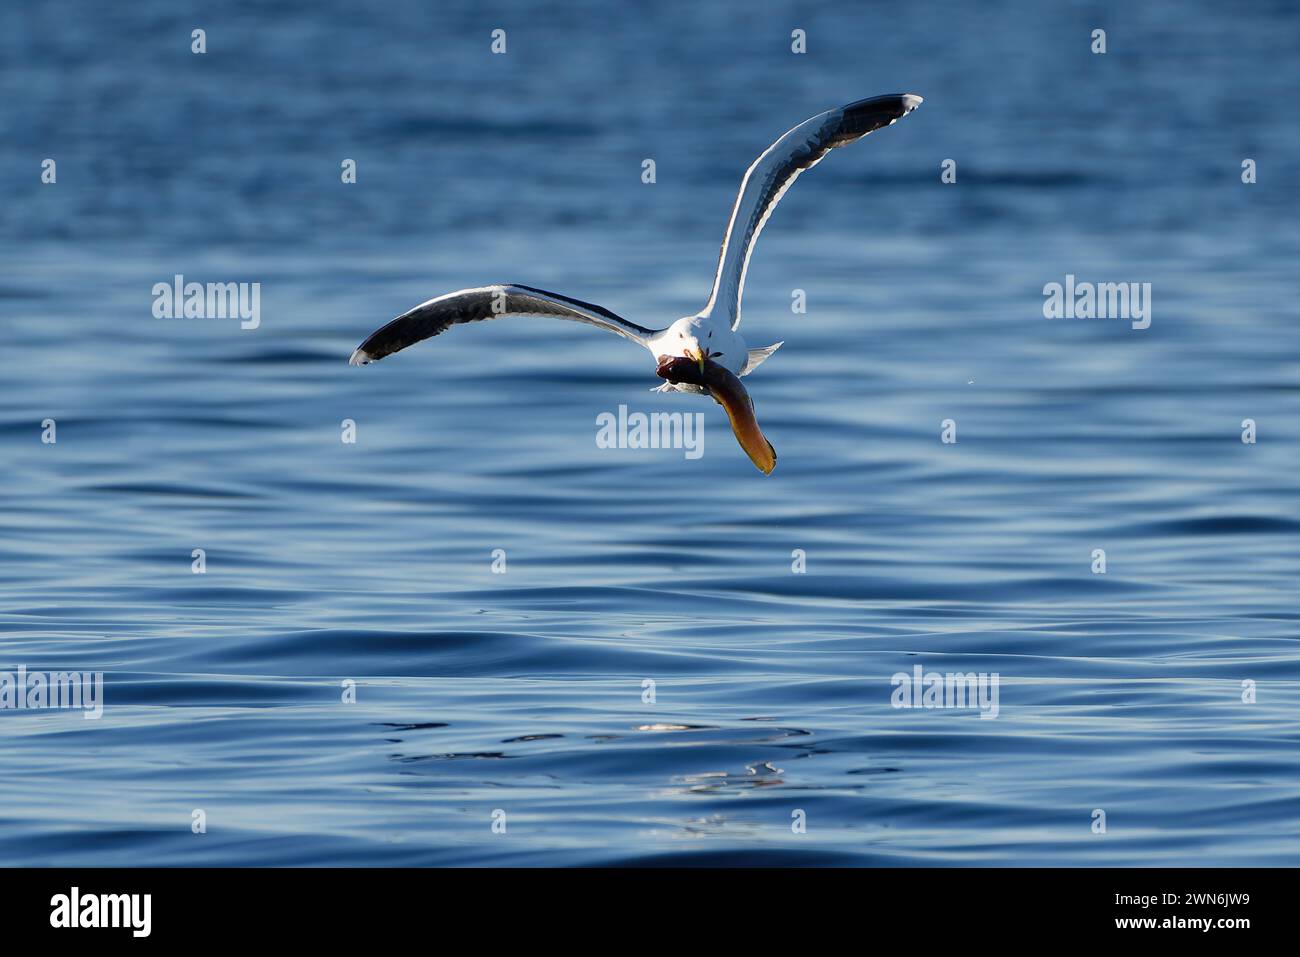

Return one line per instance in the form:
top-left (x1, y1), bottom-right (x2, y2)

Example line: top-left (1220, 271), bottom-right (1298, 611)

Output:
top-left (740, 341), bottom-right (783, 377)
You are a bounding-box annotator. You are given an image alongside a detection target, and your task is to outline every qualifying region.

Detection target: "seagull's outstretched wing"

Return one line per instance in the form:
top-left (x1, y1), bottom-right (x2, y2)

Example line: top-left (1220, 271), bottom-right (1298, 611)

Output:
top-left (350, 284), bottom-right (657, 365)
top-left (702, 93), bottom-right (923, 329)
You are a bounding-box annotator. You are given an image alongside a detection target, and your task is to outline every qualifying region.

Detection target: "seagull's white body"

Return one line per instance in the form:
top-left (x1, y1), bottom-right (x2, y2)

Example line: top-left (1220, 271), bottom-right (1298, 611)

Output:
top-left (350, 94), bottom-right (923, 465)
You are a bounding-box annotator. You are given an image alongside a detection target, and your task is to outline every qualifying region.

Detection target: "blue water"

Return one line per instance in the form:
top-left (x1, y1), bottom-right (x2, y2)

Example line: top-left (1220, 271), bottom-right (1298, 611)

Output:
top-left (2, 0), bottom-right (1299, 866)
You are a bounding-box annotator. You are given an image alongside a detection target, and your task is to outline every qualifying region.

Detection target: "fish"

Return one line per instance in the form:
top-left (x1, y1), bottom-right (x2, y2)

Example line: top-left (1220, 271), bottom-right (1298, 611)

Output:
top-left (655, 355), bottom-right (777, 474)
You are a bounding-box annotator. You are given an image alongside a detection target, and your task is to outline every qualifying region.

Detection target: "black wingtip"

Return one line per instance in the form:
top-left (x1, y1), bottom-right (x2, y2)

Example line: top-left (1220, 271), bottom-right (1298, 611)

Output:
top-left (838, 93), bottom-right (924, 139)
top-left (844, 92), bottom-right (923, 112)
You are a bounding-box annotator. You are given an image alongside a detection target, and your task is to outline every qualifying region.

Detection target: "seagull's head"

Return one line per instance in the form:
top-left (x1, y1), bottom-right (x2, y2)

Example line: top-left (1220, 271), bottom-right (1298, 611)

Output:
top-left (669, 320), bottom-right (715, 375)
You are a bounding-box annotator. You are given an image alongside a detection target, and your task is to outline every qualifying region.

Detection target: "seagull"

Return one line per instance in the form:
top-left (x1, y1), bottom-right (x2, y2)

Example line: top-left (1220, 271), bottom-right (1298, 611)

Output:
top-left (350, 93), bottom-right (923, 471)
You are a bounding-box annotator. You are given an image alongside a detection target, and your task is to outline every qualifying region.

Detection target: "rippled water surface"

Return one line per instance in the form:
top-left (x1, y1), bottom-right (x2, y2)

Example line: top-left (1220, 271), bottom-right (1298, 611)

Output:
top-left (2, 1), bottom-right (1299, 865)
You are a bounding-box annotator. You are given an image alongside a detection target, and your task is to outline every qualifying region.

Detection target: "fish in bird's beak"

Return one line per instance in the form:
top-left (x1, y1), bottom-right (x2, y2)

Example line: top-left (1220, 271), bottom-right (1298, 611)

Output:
top-left (655, 354), bottom-right (777, 475)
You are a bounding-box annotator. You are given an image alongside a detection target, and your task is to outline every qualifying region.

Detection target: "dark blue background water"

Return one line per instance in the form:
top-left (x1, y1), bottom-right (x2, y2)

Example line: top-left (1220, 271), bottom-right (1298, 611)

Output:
top-left (2, 0), bottom-right (1298, 865)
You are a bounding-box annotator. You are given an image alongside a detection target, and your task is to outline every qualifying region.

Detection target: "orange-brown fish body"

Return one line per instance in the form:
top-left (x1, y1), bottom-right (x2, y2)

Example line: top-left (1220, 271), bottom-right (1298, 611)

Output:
top-left (655, 355), bottom-right (777, 474)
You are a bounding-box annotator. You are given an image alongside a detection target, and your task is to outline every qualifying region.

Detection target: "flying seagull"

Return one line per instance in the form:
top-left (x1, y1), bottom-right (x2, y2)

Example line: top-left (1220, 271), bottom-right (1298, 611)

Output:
top-left (350, 93), bottom-right (923, 472)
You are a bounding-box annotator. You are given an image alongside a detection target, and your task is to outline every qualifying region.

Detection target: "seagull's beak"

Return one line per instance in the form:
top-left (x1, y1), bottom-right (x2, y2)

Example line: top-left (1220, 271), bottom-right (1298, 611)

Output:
top-left (686, 345), bottom-right (707, 375)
